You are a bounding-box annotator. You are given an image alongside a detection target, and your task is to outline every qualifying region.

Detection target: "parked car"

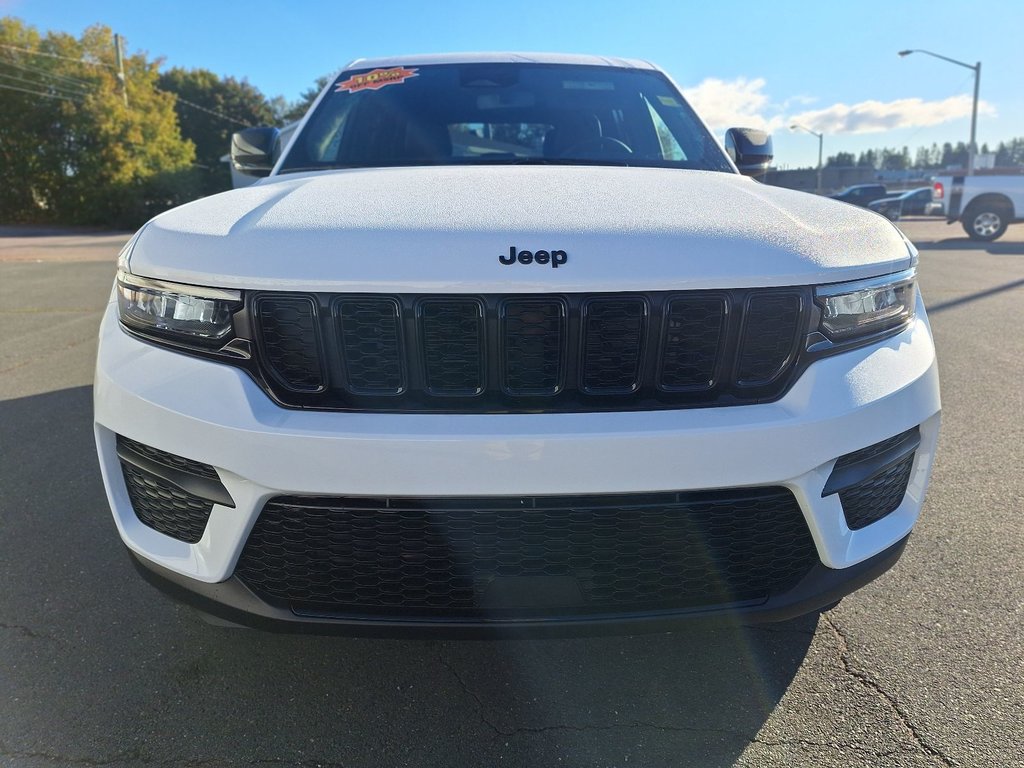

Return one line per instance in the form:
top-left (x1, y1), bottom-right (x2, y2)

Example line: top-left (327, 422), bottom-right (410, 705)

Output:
top-left (95, 53), bottom-right (940, 635)
top-left (932, 172), bottom-right (1024, 241)
top-left (828, 183), bottom-right (889, 207)
top-left (868, 187), bottom-right (934, 221)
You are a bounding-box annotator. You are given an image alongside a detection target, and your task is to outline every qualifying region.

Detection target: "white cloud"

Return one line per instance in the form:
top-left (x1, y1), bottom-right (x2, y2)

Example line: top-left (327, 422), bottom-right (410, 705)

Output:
top-left (682, 77), bottom-right (781, 132)
top-left (681, 76), bottom-right (995, 136)
top-left (787, 95), bottom-right (995, 135)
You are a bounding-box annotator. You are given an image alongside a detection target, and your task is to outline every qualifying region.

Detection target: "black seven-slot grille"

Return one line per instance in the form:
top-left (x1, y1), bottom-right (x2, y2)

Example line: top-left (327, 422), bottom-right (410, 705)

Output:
top-left (251, 290), bottom-right (808, 413)
top-left (234, 488), bottom-right (818, 618)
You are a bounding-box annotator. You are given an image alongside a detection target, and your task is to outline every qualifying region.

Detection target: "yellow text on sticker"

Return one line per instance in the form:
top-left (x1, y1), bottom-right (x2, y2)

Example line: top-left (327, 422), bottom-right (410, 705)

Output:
top-left (336, 67), bottom-right (418, 93)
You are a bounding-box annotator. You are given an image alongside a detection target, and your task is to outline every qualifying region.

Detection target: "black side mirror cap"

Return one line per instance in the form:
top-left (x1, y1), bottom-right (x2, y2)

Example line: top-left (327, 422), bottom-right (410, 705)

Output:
top-left (724, 128), bottom-right (773, 176)
top-left (231, 127), bottom-right (280, 177)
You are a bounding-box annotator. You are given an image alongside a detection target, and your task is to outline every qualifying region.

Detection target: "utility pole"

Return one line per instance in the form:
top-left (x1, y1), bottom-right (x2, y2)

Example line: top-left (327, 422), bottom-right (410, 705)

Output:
top-left (790, 124), bottom-right (825, 194)
top-left (114, 33), bottom-right (128, 107)
top-left (968, 61), bottom-right (981, 175)
top-left (898, 50), bottom-right (981, 174)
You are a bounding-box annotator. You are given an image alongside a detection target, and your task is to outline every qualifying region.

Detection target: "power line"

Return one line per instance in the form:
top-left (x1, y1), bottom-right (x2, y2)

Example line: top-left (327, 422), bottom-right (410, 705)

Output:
top-left (0, 58), bottom-right (94, 90)
top-left (0, 81), bottom-right (81, 101)
top-left (0, 43), bottom-right (111, 68)
top-left (0, 71), bottom-right (89, 100)
top-left (168, 93), bottom-right (252, 126)
top-left (1, 46), bottom-right (255, 125)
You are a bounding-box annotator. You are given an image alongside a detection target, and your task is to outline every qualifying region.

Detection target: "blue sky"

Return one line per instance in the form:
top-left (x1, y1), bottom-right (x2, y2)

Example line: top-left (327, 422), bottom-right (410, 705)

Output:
top-left (4, 0), bottom-right (1022, 168)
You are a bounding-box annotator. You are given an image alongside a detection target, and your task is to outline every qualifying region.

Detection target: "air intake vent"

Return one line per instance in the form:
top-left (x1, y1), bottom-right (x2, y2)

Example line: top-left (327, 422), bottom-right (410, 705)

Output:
top-left (580, 298), bottom-right (647, 394)
top-left (236, 488), bottom-right (818, 618)
top-left (501, 298), bottom-right (566, 395)
top-left (336, 298), bottom-right (405, 395)
top-left (419, 298), bottom-right (486, 395)
top-left (736, 293), bottom-right (802, 386)
top-left (659, 295), bottom-right (727, 391)
top-left (253, 295), bottom-right (325, 393)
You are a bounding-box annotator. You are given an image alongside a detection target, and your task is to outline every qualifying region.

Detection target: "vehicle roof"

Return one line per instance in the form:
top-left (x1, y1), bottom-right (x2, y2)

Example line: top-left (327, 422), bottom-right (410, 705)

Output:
top-left (343, 52), bottom-right (657, 71)
top-left (872, 187), bottom-right (931, 202)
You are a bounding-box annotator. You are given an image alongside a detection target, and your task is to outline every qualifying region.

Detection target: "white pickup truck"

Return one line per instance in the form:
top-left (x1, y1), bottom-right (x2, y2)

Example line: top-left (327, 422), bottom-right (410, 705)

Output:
top-left (932, 172), bottom-right (1024, 241)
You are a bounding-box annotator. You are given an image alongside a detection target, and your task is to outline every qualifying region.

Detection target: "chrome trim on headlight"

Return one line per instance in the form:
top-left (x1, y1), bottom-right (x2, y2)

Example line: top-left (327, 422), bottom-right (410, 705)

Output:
top-left (814, 267), bottom-right (916, 299)
top-left (117, 270), bottom-right (242, 302)
top-left (116, 269), bottom-right (243, 347)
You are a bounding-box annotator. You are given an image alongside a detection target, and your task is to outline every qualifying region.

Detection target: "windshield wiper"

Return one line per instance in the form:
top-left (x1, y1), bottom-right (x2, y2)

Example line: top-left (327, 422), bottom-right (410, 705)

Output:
top-left (474, 157), bottom-right (633, 167)
top-left (277, 158), bottom-right (635, 175)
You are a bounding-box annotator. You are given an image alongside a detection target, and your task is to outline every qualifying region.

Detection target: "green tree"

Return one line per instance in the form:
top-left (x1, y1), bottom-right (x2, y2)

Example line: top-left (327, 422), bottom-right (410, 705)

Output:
top-left (826, 151), bottom-right (856, 167)
top-left (159, 67), bottom-right (276, 195)
top-left (940, 142), bottom-right (968, 169)
top-left (879, 146), bottom-right (910, 171)
top-left (994, 138), bottom-right (1024, 166)
top-left (283, 74), bottom-right (331, 122)
top-left (0, 18), bottom-right (195, 227)
top-left (857, 149), bottom-right (877, 168)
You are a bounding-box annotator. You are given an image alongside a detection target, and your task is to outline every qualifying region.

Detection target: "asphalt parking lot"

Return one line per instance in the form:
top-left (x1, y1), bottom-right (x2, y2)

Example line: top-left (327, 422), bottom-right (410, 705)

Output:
top-left (1, 218), bottom-right (1022, 767)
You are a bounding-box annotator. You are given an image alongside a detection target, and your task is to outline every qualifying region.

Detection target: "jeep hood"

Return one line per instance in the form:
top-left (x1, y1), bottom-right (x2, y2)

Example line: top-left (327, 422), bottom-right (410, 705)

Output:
top-left (127, 166), bottom-right (913, 292)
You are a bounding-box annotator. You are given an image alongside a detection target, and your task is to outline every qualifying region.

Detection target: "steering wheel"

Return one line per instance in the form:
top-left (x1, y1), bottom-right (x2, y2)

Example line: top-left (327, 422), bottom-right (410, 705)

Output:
top-left (559, 136), bottom-right (633, 158)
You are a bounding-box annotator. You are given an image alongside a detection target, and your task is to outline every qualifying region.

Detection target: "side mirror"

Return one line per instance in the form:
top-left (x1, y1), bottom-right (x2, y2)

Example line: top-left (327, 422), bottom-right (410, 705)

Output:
top-left (231, 127), bottom-right (280, 177)
top-left (724, 127), bottom-right (773, 176)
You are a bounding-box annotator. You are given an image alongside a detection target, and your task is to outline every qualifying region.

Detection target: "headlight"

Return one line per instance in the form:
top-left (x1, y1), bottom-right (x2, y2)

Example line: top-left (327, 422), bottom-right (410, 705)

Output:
top-left (116, 270), bottom-right (242, 347)
top-left (814, 268), bottom-right (916, 342)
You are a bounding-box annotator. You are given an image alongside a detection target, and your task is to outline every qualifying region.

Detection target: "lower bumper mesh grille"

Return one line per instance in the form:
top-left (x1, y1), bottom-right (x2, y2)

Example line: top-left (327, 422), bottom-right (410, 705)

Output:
top-left (117, 436), bottom-right (224, 543)
top-left (121, 462), bottom-right (213, 544)
top-left (235, 489), bottom-right (819, 619)
top-left (840, 454), bottom-right (915, 530)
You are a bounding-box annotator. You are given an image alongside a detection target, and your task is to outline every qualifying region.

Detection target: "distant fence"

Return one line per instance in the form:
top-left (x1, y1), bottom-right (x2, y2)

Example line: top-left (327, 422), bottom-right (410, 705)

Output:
top-left (763, 165), bottom-right (1024, 195)
top-left (762, 167), bottom-right (927, 195)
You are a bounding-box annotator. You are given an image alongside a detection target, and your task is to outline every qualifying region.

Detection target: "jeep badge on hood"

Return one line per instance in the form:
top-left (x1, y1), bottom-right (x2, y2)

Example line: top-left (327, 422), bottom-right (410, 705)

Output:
top-left (500, 246), bottom-right (568, 268)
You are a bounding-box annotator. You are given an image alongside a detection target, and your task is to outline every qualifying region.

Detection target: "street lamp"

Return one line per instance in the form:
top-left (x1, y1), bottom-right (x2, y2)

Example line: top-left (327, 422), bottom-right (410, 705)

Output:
top-left (898, 49), bottom-right (981, 174)
top-left (790, 123), bottom-right (824, 194)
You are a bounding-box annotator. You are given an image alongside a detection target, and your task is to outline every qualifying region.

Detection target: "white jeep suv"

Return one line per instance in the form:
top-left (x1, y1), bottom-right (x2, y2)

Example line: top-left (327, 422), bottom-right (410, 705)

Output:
top-left (94, 53), bottom-right (940, 635)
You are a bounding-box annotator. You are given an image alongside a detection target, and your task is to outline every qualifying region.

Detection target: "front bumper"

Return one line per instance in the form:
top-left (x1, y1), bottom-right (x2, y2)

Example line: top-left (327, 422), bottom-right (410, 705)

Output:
top-left (128, 535), bottom-right (910, 637)
top-left (94, 292), bottom-right (941, 632)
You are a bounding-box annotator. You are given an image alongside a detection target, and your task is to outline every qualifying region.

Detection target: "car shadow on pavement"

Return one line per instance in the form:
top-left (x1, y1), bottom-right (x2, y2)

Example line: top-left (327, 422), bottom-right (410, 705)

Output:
top-left (0, 386), bottom-right (816, 767)
top-left (925, 277), bottom-right (1024, 315)
top-left (914, 238), bottom-right (1024, 255)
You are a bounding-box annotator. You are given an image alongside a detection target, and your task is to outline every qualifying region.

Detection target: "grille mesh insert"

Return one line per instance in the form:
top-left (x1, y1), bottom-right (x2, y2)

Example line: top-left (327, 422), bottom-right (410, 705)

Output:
top-left (420, 299), bottom-right (485, 395)
top-left (502, 299), bottom-right (566, 395)
top-left (736, 294), bottom-right (802, 385)
top-left (839, 455), bottom-right (915, 530)
top-left (337, 299), bottom-right (405, 394)
top-left (121, 462), bottom-right (213, 544)
top-left (235, 489), bottom-right (819, 618)
top-left (659, 296), bottom-right (726, 390)
top-left (581, 298), bottom-right (647, 394)
top-left (254, 296), bottom-right (324, 392)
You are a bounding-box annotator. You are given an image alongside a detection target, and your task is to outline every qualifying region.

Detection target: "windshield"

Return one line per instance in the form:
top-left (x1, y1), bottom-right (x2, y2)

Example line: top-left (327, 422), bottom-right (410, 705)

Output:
top-left (278, 63), bottom-right (733, 174)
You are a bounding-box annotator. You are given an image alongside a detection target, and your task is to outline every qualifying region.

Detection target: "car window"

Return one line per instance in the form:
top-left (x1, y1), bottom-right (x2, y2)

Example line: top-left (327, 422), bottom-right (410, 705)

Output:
top-left (279, 63), bottom-right (732, 173)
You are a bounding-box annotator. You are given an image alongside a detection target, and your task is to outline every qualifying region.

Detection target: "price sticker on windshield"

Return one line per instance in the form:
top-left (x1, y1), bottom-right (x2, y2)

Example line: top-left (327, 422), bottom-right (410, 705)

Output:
top-left (335, 67), bottom-right (418, 93)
